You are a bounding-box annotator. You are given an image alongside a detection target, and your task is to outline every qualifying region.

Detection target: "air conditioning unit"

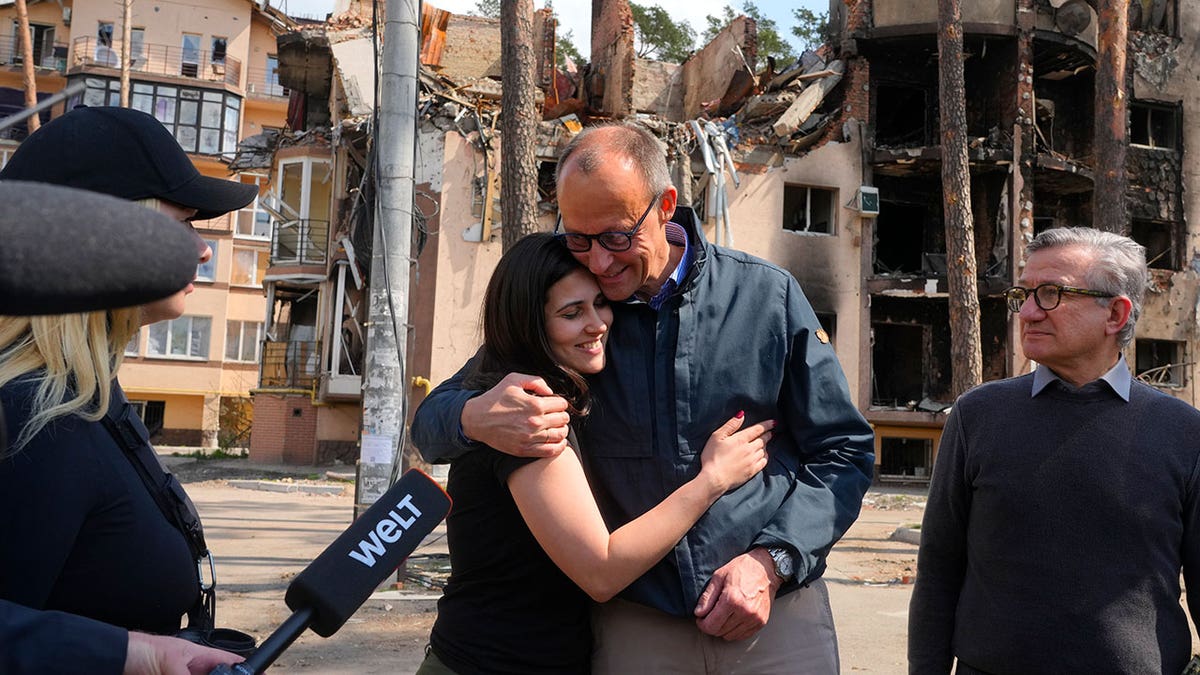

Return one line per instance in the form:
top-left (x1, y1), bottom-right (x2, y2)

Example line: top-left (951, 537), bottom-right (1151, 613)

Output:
top-left (855, 186), bottom-right (880, 217)
top-left (62, 7), bottom-right (71, 25)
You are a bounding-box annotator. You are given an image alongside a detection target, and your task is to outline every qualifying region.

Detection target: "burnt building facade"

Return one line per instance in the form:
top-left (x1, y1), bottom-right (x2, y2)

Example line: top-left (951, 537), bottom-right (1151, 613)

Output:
top-left (813, 0), bottom-right (1194, 481)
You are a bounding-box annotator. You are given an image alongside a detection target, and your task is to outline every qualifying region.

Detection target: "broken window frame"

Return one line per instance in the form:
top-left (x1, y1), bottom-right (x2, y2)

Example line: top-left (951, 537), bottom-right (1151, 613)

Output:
top-left (328, 261), bottom-right (362, 378)
top-left (877, 436), bottom-right (933, 481)
top-left (271, 156), bottom-right (333, 266)
top-left (1130, 0), bottom-right (1178, 37)
top-left (9, 21), bottom-right (56, 68)
top-left (97, 22), bottom-right (114, 47)
top-left (236, 173), bottom-right (272, 240)
top-left (873, 82), bottom-right (933, 147)
top-left (870, 320), bottom-right (929, 407)
top-left (1135, 338), bottom-right (1187, 388)
top-left (211, 36), bottom-right (227, 65)
top-left (1129, 101), bottom-right (1181, 151)
top-left (782, 184), bottom-right (836, 235)
top-left (1130, 218), bottom-right (1184, 271)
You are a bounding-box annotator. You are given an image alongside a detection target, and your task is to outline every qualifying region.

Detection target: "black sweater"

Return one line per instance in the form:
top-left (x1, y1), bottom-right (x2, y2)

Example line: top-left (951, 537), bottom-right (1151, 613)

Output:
top-left (909, 374), bottom-right (1200, 674)
top-left (429, 446), bottom-right (591, 674)
top-left (0, 377), bottom-right (198, 638)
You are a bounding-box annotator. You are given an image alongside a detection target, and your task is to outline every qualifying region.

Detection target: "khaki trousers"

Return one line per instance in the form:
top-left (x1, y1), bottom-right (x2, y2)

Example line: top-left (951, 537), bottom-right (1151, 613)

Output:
top-left (591, 578), bottom-right (839, 674)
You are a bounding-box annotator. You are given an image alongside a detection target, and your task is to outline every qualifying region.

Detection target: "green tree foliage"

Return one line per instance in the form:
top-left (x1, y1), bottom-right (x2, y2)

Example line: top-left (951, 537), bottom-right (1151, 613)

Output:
top-left (473, 0), bottom-right (584, 67)
top-left (630, 2), bottom-right (696, 63)
top-left (557, 28), bottom-right (584, 66)
top-left (791, 8), bottom-right (830, 52)
top-left (703, 1), bottom-right (797, 65)
top-left (472, 0), bottom-right (500, 18)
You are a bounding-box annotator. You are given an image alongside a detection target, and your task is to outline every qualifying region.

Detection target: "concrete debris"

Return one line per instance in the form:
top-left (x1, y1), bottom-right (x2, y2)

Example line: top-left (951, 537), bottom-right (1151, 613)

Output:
top-left (235, 0), bottom-right (851, 227)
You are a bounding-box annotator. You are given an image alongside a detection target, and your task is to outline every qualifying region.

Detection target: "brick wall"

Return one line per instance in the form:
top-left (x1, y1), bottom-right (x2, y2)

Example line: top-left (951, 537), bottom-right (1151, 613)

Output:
top-left (155, 428), bottom-right (204, 447)
top-left (249, 393), bottom-right (318, 465)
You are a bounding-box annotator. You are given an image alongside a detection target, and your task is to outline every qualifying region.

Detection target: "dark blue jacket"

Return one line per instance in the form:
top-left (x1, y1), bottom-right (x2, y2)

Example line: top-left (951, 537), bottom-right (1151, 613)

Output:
top-left (0, 600), bottom-right (127, 674)
top-left (412, 208), bottom-right (875, 616)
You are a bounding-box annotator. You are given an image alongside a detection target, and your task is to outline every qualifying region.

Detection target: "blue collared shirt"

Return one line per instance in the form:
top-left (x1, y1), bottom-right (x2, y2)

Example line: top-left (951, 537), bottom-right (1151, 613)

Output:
top-left (1030, 354), bottom-right (1132, 401)
top-left (644, 221), bottom-right (691, 311)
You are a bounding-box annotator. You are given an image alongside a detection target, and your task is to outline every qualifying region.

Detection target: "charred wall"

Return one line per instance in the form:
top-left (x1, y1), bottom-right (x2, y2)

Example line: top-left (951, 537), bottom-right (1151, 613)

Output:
top-left (870, 296), bottom-right (1008, 408)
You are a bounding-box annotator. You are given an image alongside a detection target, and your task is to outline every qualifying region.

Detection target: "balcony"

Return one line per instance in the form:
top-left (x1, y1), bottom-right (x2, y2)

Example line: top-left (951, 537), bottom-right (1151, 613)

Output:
top-left (70, 37), bottom-right (241, 88)
top-left (271, 219), bottom-right (328, 267)
top-left (260, 341), bottom-right (319, 389)
top-left (0, 34), bottom-right (67, 73)
top-left (246, 67), bottom-right (289, 99)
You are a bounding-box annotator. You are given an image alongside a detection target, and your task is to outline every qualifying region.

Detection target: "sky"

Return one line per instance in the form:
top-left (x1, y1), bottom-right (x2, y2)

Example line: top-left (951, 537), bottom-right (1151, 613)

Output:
top-left (272, 0), bottom-right (830, 56)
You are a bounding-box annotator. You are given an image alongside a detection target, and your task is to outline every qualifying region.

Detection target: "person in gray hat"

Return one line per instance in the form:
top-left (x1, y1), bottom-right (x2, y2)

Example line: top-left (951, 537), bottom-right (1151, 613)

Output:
top-left (0, 106), bottom-right (259, 673)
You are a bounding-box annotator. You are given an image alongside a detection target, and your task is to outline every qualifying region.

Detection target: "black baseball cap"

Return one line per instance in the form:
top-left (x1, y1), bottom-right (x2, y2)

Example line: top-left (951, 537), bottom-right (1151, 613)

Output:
top-left (0, 106), bottom-right (258, 221)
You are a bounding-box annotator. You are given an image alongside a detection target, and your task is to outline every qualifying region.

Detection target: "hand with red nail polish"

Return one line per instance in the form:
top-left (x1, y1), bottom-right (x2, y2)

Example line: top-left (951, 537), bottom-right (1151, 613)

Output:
top-left (698, 413), bottom-right (773, 494)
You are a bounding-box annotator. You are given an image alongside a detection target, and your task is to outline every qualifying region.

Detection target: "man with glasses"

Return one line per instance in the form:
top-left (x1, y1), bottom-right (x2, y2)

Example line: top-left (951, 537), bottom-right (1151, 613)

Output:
top-left (413, 123), bottom-right (873, 673)
top-left (909, 227), bottom-right (1200, 674)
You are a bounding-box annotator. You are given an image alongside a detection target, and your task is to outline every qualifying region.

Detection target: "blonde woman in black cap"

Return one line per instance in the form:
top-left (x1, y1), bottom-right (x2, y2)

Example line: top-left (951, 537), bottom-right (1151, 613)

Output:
top-left (0, 106), bottom-right (258, 672)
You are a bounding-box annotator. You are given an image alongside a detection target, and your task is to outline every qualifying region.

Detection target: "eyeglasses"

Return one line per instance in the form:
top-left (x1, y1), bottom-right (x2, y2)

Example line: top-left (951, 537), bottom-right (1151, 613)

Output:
top-left (1004, 283), bottom-right (1115, 313)
top-left (554, 192), bottom-right (662, 253)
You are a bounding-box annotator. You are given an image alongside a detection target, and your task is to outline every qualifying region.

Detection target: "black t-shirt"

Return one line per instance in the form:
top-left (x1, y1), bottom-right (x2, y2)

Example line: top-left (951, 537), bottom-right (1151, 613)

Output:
top-left (430, 446), bottom-right (591, 675)
top-left (0, 377), bottom-right (198, 635)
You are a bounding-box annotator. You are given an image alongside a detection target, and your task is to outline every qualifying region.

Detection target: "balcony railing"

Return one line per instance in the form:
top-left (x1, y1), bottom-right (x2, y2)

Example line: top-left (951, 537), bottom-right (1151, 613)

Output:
top-left (245, 67), bottom-right (289, 99)
top-left (260, 340), bottom-right (319, 389)
top-left (70, 37), bottom-right (242, 88)
top-left (271, 219), bottom-right (329, 267)
top-left (0, 34), bottom-right (68, 73)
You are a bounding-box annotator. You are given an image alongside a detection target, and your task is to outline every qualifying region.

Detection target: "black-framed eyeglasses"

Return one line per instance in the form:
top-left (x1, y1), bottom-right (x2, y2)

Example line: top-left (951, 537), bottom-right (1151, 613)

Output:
top-left (554, 192), bottom-right (662, 253)
top-left (1004, 283), bottom-right (1115, 313)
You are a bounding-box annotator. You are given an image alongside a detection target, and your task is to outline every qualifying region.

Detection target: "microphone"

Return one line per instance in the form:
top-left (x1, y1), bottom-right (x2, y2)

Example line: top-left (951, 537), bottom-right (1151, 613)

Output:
top-left (0, 181), bottom-right (198, 316)
top-left (213, 469), bottom-right (452, 674)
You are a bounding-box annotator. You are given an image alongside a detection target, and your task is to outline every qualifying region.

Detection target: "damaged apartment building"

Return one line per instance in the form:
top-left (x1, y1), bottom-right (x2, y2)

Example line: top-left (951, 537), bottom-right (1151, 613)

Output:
top-left (240, 0), bottom-right (1200, 484)
top-left (828, 0), bottom-right (1199, 481)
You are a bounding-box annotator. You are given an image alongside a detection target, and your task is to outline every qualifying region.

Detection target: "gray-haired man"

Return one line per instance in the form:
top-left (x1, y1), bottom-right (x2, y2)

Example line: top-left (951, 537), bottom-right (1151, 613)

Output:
top-left (909, 227), bottom-right (1200, 674)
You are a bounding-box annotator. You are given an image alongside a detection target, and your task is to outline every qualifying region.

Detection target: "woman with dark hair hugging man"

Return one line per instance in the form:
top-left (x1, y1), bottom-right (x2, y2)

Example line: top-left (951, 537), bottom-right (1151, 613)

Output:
top-left (416, 233), bottom-right (774, 675)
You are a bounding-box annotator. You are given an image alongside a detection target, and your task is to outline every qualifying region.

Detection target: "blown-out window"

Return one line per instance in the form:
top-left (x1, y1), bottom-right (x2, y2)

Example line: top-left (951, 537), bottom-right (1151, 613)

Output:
top-left (783, 185), bottom-right (835, 235)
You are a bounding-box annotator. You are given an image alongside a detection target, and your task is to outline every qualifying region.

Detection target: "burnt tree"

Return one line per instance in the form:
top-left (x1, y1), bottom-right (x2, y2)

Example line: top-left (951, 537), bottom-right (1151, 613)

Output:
top-left (938, 0), bottom-right (982, 396)
top-left (14, 0), bottom-right (39, 134)
top-left (1093, 0), bottom-right (1128, 233)
top-left (499, 0), bottom-right (540, 250)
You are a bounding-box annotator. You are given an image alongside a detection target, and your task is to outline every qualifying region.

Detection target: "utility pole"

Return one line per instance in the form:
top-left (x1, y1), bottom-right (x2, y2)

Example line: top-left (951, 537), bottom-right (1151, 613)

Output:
top-left (938, 0), bottom-right (982, 396)
top-left (120, 0), bottom-right (133, 108)
top-left (359, 0), bottom-right (419, 512)
top-left (1093, 0), bottom-right (1128, 233)
top-left (13, 0), bottom-right (39, 134)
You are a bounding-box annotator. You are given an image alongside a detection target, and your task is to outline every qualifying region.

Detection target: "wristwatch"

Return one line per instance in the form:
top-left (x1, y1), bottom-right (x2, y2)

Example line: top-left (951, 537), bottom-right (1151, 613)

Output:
top-left (767, 546), bottom-right (795, 582)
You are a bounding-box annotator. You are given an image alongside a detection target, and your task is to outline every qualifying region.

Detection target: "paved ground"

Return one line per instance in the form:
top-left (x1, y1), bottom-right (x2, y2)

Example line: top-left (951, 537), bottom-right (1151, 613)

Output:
top-left (174, 456), bottom-right (924, 673)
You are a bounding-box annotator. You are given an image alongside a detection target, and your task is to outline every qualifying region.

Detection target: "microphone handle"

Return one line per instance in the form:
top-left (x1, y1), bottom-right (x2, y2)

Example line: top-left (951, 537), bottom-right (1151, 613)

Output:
top-left (211, 607), bottom-right (314, 675)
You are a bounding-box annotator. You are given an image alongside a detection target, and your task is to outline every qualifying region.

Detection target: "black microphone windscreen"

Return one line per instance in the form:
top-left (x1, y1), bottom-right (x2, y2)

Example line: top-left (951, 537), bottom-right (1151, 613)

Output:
top-left (285, 470), bottom-right (452, 637)
top-left (0, 181), bottom-right (197, 315)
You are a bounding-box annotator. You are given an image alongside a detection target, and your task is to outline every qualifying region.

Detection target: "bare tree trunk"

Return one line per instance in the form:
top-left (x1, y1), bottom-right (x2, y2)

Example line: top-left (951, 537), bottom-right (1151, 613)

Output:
top-left (120, 0), bottom-right (132, 108)
top-left (14, 0), bottom-right (40, 134)
top-left (938, 0), bottom-right (982, 396)
top-left (1093, 0), bottom-right (1128, 233)
top-left (499, 0), bottom-right (540, 251)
